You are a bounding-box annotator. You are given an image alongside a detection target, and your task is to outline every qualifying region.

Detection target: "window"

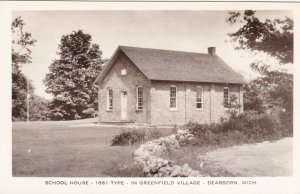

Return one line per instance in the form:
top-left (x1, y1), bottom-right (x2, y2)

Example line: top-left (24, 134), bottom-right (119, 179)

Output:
top-left (107, 88), bottom-right (113, 110)
top-left (136, 86), bottom-right (143, 110)
top-left (196, 86), bottom-right (203, 109)
top-left (224, 87), bottom-right (229, 108)
top-left (121, 69), bottom-right (127, 75)
top-left (170, 86), bottom-right (177, 109)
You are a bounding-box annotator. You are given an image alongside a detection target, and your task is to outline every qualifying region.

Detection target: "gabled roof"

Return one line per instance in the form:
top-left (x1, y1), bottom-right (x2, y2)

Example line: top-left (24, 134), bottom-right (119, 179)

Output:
top-left (94, 46), bottom-right (246, 86)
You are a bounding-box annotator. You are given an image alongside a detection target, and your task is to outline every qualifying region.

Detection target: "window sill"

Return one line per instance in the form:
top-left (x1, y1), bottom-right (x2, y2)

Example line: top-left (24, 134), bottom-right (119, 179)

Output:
top-left (196, 108), bottom-right (204, 111)
top-left (169, 109), bottom-right (178, 112)
top-left (106, 109), bottom-right (113, 112)
top-left (135, 109), bottom-right (143, 111)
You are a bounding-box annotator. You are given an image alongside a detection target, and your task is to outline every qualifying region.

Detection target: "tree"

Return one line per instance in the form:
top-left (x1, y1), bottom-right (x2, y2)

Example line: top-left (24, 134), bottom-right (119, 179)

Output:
top-left (227, 10), bottom-right (293, 64)
top-left (243, 80), bottom-right (265, 114)
top-left (227, 10), bottom-right (293, 135)
top-left (44, 30), bottom-right (105, 120)
top-left (29, 95), bottom-right (50, 121)
top-left (228, 94), bottom-right (242, 117)
top-left (12, 16), bottom-right (36, 120)
top-left (227, 10), bottom-right (293, 113)
top-left (249, 63), bottom-right (293, 112)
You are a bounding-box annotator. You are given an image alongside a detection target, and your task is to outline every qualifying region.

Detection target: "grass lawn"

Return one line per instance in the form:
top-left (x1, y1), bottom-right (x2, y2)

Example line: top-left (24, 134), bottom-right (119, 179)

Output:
top-left (12, 120), bottom-right (174, 177)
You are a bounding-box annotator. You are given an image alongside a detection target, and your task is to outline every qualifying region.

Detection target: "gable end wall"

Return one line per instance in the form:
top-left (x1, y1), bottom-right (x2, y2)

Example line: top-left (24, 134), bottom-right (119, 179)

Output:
top-left (98, 52), bottom-right (151, 123)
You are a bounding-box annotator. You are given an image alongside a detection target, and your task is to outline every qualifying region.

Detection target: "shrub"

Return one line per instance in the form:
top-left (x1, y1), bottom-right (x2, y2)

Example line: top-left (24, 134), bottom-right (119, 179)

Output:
top-left (111, 129), bottom-right (146, 146)
top-left (185, 123), bottom-right (218, 146)
top-left (144, 128), bottom-right (165, 140)
top-left (279, 110), bottom-right (293, 137)
top-left (12, 94), bottom-right (51, 121)
top-left (111, 127), bottom-right (176, 146)
top-left (82, 108), bottom-right (97, 117)
top-left (184, 110), bottom-right (290, 147)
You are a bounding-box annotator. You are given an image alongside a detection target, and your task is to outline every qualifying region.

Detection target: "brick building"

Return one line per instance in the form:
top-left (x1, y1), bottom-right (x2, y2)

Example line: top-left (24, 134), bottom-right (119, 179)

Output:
top-left (93, 46), bottom-right (246, 125)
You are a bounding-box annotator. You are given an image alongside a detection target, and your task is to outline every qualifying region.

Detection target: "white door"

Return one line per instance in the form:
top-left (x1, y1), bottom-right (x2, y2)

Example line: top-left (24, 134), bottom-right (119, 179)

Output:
top-left (121, 91), bottom-right (127, 120)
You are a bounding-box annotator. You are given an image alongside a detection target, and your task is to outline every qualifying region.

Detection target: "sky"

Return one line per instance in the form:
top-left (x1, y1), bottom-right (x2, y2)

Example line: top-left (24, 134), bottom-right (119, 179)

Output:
top-left (13, 10), bottom-right (293, 99)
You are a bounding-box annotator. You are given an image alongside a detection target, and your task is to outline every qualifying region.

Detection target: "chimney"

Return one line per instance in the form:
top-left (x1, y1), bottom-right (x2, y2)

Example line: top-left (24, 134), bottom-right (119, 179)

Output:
top-left (208, 47), bottom-right (216, 56)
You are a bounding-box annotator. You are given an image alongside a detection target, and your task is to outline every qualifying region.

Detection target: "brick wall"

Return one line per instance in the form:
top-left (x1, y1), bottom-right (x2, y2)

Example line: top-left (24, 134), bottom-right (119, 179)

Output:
top-left (150, 81), bottom-right (186, 125)
top-left (98, 52), bottom-right (151, 123)
top-left (150, 81), bottom-right (243, 124)
top-left (97, 52), bottom-right (243, 125)
top-left (211, 84), bottom-right (242, 122)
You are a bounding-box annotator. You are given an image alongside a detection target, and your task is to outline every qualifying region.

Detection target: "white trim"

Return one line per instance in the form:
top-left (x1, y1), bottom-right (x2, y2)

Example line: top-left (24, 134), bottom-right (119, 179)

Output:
top-left (136, 86), bottom-right (143, 110)
top-left (93, 47), bottom-right (121, 87)
top-left (93, 46), bottom-right (150, 87)
top-left (196, 86), bottom-right (204, 110)
top-left (121, 68), bottom-right (127, 75)
top-left (169, 85), bottom-right (177, 110)
top-left (106, 87), bottom-right (113, 111)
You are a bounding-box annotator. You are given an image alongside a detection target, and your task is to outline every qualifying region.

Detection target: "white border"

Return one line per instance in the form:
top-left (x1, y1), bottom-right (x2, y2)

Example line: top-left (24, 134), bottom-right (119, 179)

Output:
top-left (1, 1), bottom-right (300, 194)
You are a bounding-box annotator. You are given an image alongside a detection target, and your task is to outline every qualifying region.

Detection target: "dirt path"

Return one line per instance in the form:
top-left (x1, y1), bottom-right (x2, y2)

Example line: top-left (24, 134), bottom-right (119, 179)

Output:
top-left (202, 137), bottom-right (293, 176)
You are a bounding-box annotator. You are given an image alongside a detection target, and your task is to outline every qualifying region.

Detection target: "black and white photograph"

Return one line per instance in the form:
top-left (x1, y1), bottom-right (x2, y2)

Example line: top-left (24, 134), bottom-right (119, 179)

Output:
top-left (0, 1), bottom-right (299, 194)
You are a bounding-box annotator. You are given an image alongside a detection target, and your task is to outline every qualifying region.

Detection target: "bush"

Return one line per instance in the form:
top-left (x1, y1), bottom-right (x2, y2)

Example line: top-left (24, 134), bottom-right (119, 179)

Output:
top-left (111, 129), bottom-right (145, 146)
top-left (144, 128), bottom-right (165, 140)
top-left (184, 110), bottom-right (290, 147)
top-left (111, 127), bottom-right (176, 146)
top-left (82, 108), bottom-right (97, 117)
top-left (279, 110), bottom-right (293, 137)
top-left (12, 94), bottom-right (51, 121)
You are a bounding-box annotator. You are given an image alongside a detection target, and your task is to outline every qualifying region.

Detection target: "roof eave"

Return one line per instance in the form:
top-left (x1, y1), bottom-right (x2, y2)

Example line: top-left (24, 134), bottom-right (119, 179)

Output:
top-left (149, 78), bottom-right (246, 85)
top-left (93, 46), bottom-right (122, 87)
top-left (119, 46), bottom-right (150, 81)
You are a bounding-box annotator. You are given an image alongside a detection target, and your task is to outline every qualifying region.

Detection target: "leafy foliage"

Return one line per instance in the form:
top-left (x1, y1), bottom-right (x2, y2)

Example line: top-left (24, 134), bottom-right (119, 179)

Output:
top-left (44, 30), bottom-right (105, 120)
top-left (12, 16), bottom-right (36, 121)
top-left (252, 63), bottom-right (293, 111)
top-left (111, 129), bottom-right (146, 146)
top-left (226, 94), bottom-right (242, 118)
top-left (12, 16), bottom-right (37, 67)
top-left (29, 95), bottom-right (50, 121)
top-left (227, 10), bottom-right (293, 64)
top-left (227, 11), bottom-right (293, 131)
top-left (243, 81), bottom-right (265, 113)
top-left (12, 71), bottom-right (34, 121)
top-left (111, 128), bottom-right (176, 146)
top-left (185, 110), bottom-right (291, 147)
top-left (243, 62), bottom-right (293, 114)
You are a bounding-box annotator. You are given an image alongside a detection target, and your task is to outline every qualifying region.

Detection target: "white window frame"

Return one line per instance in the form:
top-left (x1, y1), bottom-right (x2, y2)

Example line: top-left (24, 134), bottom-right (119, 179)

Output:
top-left (136, 86), bottom-right (143, 110)
top-left (121, 69), bottom-right (127, 75)
top-left (170, 85), bottom-right (177, 110)
top-left (196, 86), bottom-right (203, 110)
top-left (107, 88), bottom-right (113, 111)
top-left (224, 87), bottom-right (229, 109)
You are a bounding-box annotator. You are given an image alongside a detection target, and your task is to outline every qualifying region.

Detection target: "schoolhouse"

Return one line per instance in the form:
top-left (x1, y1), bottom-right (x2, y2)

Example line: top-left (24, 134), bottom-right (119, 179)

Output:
top-left (94, 46), bottom-right (246, 124)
